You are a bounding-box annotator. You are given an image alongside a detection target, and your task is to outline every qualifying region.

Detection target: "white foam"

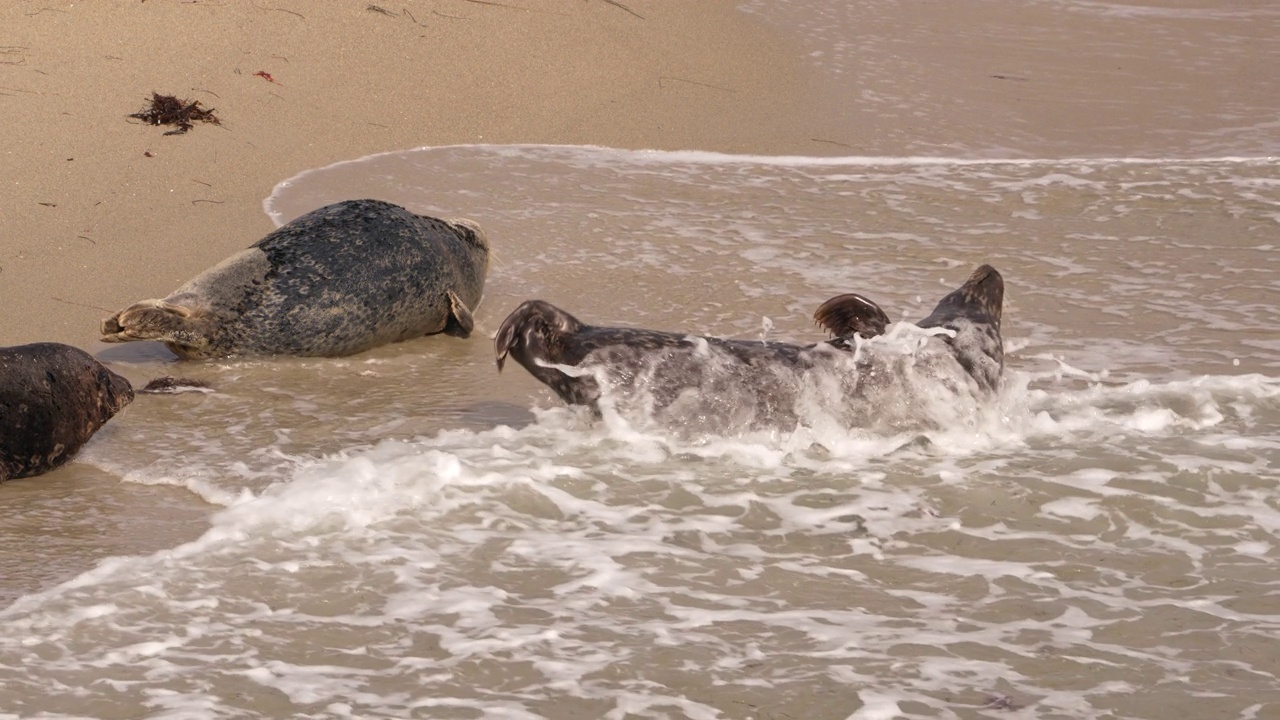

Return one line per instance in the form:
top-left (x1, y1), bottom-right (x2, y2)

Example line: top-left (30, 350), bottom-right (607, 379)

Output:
top-left (848, 690), bottom-right (904, 719)
top-left (264, 145), bottom-right (1277, 225)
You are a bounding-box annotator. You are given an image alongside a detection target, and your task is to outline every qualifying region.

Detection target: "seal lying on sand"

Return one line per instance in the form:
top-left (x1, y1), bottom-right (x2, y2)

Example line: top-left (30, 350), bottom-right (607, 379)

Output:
top-left (494, 265), bottom-right (1004, 430)
top-left (101, 198), bottom-right (491, 359)
top-left (0, 343), bottom-right (134, 482)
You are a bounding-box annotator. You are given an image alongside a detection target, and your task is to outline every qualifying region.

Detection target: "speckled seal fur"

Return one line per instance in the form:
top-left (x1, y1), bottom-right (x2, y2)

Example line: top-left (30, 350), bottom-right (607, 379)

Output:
top-left (101, 199), bottom-right (491, 359)
top-left (0, 343), bottom-right (134, 482)
top-left (494, 264), bottom-right (1004, 418)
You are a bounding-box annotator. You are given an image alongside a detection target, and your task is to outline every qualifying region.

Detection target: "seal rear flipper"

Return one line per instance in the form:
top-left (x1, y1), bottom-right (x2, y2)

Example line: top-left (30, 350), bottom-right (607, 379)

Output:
top-left (101, 300), bottom-right (201, 342)
top-left (443, 289), bottom-right (476, 338)
top-left (813, 293), bottom-right (890, 340)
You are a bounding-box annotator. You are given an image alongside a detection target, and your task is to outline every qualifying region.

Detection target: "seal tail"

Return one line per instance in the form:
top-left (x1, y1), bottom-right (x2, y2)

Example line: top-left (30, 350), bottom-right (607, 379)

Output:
top-left (919, 264), bottom-right (1004, 330)
top-left (494, 300), bottom-right (584, 373)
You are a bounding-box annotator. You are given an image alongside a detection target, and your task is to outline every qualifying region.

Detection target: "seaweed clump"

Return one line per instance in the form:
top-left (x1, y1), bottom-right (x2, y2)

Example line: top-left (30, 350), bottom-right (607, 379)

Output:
top-left (128, 93), bottom-right (221, 135)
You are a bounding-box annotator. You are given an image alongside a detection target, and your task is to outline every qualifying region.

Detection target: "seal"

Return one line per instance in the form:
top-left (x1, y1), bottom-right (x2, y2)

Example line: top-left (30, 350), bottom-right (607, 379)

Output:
top-left (494, 264), bottom-right (1004, 428)
top-left (100, 198), bottom-right (491, 359)
top-left (0, 343), bottom-right (134, 482)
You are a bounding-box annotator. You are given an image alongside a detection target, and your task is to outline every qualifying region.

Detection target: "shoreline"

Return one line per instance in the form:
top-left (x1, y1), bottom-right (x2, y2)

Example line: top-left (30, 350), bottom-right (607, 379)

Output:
top-left (5, 1), bottom-right (1274, 352)
top-left (1, 0), bottom-right (826, 351)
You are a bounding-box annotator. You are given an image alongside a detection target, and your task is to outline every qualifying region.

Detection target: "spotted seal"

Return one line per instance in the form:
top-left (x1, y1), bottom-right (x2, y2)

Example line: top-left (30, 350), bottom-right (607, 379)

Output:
top-left (101, 198), bottom-right (491, 359)
top-left (0, 343), bottom-right (134, 482)
top-left (494, 264), bottom-right (1004, 429)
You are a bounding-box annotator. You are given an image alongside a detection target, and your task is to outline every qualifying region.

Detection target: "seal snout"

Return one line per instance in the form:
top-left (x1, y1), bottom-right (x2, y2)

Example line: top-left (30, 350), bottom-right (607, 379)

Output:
top-left (104, 368), bottom-right (136, 414)
top-left (449, 218), bottom-right (490, 253)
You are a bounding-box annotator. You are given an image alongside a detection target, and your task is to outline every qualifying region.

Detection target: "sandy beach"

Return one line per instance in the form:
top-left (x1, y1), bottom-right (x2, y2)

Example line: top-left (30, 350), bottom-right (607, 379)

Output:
top-left (1, 0), bottom-right (824, 350)
top-left (5, 1), bottom-right (1276, 352)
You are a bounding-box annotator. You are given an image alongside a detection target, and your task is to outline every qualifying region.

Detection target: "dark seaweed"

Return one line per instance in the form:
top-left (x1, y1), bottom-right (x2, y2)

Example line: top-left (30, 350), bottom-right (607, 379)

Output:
top-left (128, 92), bottom-right (221, 135)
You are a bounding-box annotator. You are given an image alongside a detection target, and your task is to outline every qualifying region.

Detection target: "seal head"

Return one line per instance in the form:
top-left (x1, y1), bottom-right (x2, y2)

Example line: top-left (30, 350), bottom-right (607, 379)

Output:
top-left (0, 343), bottom-right (134, 482)
top-left (915, 264), bottom-right (1004, 392)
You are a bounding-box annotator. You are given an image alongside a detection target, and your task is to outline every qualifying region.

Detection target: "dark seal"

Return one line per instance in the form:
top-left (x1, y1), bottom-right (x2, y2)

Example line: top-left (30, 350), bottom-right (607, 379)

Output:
top-left (0, 343), bottom-right (134, 482)
top-left (101, 198), bottom-right (491, 359)
top-left (494, 264), bottom-right (1004, 428)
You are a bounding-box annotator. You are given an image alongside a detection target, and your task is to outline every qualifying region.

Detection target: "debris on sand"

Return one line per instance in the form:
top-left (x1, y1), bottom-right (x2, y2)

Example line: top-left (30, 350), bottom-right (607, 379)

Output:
top-left (139, 376), bottom-right (213, 394)
top-left (128, 92), bottom-right (221, 135)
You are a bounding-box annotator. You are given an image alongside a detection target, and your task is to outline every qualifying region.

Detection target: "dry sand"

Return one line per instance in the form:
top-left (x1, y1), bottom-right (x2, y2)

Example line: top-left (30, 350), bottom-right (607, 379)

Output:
top-left (0, 0), bottom-right (830, 350)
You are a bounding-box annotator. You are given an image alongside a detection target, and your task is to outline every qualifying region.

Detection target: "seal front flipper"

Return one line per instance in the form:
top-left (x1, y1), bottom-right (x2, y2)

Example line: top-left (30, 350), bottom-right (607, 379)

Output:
top-left (442, 289), bottom-right (476, 338)
top-left (813, 292), bottom-right (890, 341)
top-left (100, 299), bottom-right (212, 356)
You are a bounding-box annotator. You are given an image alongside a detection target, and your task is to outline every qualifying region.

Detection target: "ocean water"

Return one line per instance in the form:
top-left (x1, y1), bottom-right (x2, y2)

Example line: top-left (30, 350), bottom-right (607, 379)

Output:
top-left (4, 3), bottom-right (1280, 720)
top-left (3, 146), bottom-right (1276, 719)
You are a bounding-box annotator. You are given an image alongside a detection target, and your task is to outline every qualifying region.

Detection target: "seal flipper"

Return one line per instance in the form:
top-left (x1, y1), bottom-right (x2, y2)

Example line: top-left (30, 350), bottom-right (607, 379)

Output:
top-left (100, 300), bottom-right (212, 357)
top-left (813, 293), bottom-right (890, 341)
top-left (442, 289), bottom-right (476, 338)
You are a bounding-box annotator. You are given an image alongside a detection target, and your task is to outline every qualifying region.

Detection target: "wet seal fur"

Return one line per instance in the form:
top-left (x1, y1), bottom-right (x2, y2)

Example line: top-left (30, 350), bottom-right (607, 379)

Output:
top-left (0, 344), bottom-right (214, 482)
top-left (494, 265), bottom-right (1004, 424)
top-left (101, 198), bottom-right (491, 359)
top-left (0, 343), bottom-right (210, 482)
top-left (0, 343), bottom-right (134, 482)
